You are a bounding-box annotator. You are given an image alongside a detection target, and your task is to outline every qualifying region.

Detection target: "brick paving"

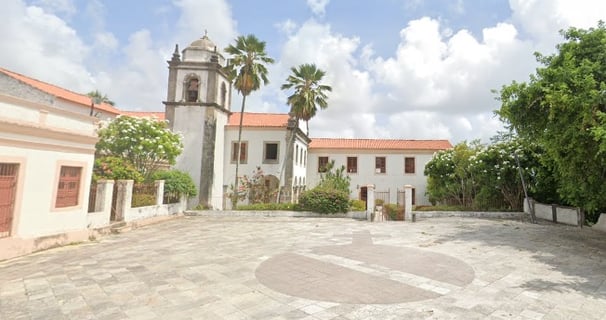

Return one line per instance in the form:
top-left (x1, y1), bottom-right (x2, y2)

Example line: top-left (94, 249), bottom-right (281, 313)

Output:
top-left (0, 215), bottom-right (605, 319)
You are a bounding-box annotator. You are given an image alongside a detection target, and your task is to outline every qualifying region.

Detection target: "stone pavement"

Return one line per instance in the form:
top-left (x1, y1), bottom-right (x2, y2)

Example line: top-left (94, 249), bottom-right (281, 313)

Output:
top-left (0, 215), bottom-right (605, 319)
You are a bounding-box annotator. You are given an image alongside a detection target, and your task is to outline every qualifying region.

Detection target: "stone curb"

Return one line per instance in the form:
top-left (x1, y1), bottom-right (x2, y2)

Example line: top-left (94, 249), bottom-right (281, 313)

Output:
top-left (185, 210), bottom-right (524, 220)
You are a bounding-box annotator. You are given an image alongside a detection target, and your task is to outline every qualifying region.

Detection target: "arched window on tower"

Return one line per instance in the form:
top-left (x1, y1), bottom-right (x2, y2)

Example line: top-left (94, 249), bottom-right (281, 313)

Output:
top-left (220, 82), bottom-right (227, 107)
top-left (186, 77), bottom-right (199, 102)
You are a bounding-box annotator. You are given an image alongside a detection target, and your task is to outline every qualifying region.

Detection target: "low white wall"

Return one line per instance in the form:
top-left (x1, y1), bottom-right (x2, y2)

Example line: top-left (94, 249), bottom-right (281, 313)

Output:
top-left (524, 198), bottom-right (580, 226)
top-left (87, 212), bottom-right (110, 228)
top-left (124, 201), bottom-right (186, 222)
top-left (593, 214), bottom-right (606, 233)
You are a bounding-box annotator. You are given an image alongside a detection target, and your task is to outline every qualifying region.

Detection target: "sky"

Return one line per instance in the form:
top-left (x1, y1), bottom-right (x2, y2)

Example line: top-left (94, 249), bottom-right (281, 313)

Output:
top-left (1, 0), bottom-right (605, 144)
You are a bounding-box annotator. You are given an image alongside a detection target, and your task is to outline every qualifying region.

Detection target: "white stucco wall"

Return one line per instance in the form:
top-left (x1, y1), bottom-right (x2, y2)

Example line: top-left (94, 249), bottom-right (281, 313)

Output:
top-left (292, 139), bottom-right (308, 187)
top-left (0, 94), bottom-right (97, 238)
top-left (307, 149), bottom-right (437, 205)
top-left (211, 111), bottom-right (228, 209)
top-left (170, 106), bottom-right (206, 204)
top-left (224, 127), bottom-right (290, 192)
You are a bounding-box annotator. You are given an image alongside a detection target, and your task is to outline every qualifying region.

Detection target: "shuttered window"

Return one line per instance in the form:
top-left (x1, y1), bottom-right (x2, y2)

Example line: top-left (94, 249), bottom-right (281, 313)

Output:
top-left (56, 166), bottom-right (82, 208)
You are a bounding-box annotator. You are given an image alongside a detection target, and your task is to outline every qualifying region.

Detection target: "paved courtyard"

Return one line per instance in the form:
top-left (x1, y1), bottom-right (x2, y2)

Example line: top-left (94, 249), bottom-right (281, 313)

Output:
top-left (0, 215), bottom-right (605, 319)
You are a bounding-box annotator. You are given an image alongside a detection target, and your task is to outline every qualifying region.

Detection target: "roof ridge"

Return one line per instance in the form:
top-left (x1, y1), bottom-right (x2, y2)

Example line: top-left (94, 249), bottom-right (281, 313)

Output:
top-left (0, 67), bottom-right (89, 99)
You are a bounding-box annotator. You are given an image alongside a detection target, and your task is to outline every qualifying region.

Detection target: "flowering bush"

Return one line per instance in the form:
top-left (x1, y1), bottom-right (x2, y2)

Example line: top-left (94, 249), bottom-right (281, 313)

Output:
top-left (226, 167), bottom-right (279, 206)
top-left (96, 116), bottom-right (183, 180)
top-left (93, 156), bottom-right (143, 183)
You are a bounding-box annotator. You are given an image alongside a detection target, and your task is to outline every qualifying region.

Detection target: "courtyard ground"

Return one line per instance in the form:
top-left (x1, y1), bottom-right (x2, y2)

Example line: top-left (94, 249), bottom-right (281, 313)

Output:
top-left (0, 215), bottom-right (605, 319)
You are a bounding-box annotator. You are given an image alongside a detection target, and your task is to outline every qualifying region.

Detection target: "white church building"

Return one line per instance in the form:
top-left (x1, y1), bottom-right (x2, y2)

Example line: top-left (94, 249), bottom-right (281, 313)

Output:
top-left (161, 34), bottom-right (452, 209)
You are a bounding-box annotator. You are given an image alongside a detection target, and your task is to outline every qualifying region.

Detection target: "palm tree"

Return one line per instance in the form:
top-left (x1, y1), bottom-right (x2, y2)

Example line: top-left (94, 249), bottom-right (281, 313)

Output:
top-left (277, 64), bottom-right (331, 202)
top-left (224, 34), bottom-right (274, 205)
top-left (87, 90), bottom-right (115, 116)
top-left (281, 63), bottom-right (332, 134)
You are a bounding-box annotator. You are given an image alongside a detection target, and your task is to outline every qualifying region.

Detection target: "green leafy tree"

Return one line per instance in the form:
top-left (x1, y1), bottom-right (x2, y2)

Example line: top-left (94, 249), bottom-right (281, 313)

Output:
top-left (281, 63), bottom-right (332, 134)
top-left (496, 22), bottom-right (606, 218)
top-left (224, 34), bottom-right (275, 205)
top-left (316, 160), bottom-right (350, 193)
top-left (470, 138), bottom-right (544, 210)
top-left (424, 141), bottom-right (480, 207)
top-left (93, 156), bottom-right (144, 183)
top-left (96, 116), bottom-right (183, 180)
top-left (151, 170), bottom-right (197, 198)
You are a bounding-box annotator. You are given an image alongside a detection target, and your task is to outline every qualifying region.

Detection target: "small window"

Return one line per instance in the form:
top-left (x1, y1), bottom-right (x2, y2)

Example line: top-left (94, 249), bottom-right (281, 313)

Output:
top-left (56, 166), bottom-right (82, 208)
top-left (187, 78), bottom-right (199, 102)
top-left (405, 157), bottom-right (415, 174)
top-left (295, 145), bottom-right (299, 165)
top-left (231, 141), bottom-right (247, 163)
top-left (318, 156), bottom-right (329, 173)
top-left (264, 142), bottom-right (279, 163)
top-left (347, 157), bottom-right (357, 173)
top-left (375, 157), bottom-right (386, 174)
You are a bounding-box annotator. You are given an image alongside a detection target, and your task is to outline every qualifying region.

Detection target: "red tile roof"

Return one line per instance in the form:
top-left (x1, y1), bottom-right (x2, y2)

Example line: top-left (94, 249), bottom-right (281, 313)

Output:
top-left (0, 67), bottom-right (121, 115)
top-left (227, 112), bottom-right (289, 127)
top-left (121, 111), bottom-right (165, 120)
top-left (309, 138), bottom-right (452, 150)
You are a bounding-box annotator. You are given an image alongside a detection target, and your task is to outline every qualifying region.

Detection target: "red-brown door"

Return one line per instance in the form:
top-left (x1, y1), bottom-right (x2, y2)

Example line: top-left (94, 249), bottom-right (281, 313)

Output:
top-left (0, 163), bottom-right (18, 237)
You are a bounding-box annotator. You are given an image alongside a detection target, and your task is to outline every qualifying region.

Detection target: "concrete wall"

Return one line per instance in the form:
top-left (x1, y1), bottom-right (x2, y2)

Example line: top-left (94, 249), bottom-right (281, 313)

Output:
top-left (524, 198), bottom-right (581, 226)
top-left (307, 149), bottom-right (436, 205)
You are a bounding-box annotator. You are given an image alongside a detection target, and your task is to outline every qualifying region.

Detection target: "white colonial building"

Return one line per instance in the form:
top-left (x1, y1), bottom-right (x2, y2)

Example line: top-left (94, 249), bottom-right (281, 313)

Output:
top-left (159, 34), bottom-right (452, 209)
top-left (307, 138), bottom-right (452, 206)
top-left (0, 70), bottom-right (104, 259)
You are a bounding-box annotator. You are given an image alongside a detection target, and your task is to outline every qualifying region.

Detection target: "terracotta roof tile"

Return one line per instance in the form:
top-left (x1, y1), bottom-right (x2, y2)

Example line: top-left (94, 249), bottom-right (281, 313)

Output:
top-left (309, 138), bottom-right (452, 150)
top-left (0, 67), bottom-right (121, 115)
top-left (227, 112), bottom-right (289, 127)
top-left (121, 111), bottom-right (165, 120)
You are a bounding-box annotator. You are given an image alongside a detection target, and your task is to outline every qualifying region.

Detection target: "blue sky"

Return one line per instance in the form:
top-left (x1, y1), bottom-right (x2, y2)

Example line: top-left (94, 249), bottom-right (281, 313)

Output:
top-left (2, 0), bottom-right (605, 143)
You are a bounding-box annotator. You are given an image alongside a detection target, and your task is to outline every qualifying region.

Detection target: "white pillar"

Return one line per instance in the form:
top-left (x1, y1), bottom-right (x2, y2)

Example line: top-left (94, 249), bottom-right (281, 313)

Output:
top-left (115, 180), bottom-right (134, 222)
top-left (366, 184), bottom-right (375, 222)
top-left (404, 184), bottom-right (413, 222)
top-left (155, 180), bottom-right (165, 205)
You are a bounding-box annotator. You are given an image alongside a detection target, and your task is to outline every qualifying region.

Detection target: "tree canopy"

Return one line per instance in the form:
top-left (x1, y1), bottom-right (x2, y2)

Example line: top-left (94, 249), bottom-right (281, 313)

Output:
top-left (281, 63), bottom-right (332, 134)
top-left (95, 116), bottom-right (183, 180)
top-left (496, 22), bottom-right (606, 217)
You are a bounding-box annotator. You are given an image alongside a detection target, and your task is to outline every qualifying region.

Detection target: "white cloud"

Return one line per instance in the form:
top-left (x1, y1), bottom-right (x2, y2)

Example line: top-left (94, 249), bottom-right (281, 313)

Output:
top-left (32, 0), bottom-right (75, 17)
top-left (94, 31), bottom-right (118, 51)
top-left (0, 1), bottom-right (93, 92)
top-left (172, 0), bottom-right (237, 51)
top-left (306, 0), bottom-right (330, 17)
top-left (276, 19), bottom-right (298, 35)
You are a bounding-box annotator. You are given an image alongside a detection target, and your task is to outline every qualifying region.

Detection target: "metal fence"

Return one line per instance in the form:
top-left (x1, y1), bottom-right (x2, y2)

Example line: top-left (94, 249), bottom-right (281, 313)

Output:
top-left (375, 190), bottom-right (390, 205)
top-left (131, 183), bottom-right (157, 207)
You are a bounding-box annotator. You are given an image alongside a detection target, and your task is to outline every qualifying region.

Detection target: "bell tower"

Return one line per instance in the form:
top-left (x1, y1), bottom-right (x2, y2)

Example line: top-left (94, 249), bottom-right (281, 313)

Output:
top-left (163, 32), bottom-right (232, 209)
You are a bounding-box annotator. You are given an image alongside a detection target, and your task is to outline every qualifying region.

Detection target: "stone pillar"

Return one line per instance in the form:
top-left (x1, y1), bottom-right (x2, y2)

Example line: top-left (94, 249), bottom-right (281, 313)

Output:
top-left (94, 179), bottom-right (114, 213)
top-left (155, 180), bottom-right (165, 205)
top-left (115, 180), bottom-right (134, 222)
top-left (404, 185), bottom-right (413, 222)
top-left (366, 184), bottom-right (375, 222)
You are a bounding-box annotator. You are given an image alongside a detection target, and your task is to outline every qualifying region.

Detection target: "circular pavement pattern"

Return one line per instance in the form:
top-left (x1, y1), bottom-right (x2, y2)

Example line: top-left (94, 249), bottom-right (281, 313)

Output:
top-left (255, 231), bottom-right (475, 304)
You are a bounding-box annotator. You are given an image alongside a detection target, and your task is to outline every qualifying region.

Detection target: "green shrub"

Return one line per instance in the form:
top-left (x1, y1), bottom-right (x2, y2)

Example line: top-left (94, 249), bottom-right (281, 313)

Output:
top-left (298, 188), bottom-right (349, 214)
top-left (384, 204), bottom-right (401, 220)
top-left (349, 199), bottom-right (366, 211)
top-left (151, 170), bottom-right (197, 197)
top-left (237, 203), bottom-right (298, 211)
top-left (93, 156), bottom-right (143, 183)
top-left (132, 194), bottom-right (156, 207)
top-left (375, 199), bottom-right (385, 206)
